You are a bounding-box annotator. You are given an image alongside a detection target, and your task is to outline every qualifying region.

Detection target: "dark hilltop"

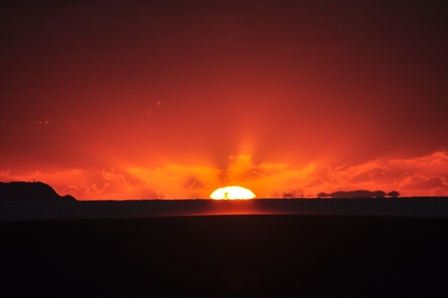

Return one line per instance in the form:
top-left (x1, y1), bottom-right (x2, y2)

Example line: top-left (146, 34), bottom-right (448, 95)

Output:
top-left (0, 181), bottom-right (76, 202)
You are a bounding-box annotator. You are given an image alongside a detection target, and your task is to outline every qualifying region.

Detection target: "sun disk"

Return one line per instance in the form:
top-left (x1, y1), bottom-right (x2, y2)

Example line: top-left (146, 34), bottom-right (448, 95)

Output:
top-left (210, 186), bottom-right (256, 200)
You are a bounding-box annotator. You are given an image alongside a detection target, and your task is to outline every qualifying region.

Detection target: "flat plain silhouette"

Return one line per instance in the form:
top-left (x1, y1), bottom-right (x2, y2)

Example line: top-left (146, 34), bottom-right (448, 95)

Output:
top-left (1, 215), bottom-right (447, 296)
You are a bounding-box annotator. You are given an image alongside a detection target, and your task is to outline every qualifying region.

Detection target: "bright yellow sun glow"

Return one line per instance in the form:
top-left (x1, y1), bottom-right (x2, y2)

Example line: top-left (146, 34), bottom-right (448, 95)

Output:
top-left (210, 186), bottom-right (256, 200)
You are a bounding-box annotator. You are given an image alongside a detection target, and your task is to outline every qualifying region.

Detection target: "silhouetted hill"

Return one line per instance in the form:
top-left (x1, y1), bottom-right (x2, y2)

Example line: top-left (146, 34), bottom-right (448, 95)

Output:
top-left (0, 181), bottom-right (76, 201)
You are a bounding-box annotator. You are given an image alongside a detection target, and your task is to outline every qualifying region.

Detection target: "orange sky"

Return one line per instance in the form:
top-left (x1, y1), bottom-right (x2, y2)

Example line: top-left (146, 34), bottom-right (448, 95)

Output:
top-left (2, 151), bottom-right (448, 200)
top-left (1, 1), bottom-right (447, 200)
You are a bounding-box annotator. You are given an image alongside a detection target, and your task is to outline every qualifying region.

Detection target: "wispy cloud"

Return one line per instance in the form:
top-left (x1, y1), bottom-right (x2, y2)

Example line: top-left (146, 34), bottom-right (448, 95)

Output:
top-left (1, 150), bottom-right (447, 200)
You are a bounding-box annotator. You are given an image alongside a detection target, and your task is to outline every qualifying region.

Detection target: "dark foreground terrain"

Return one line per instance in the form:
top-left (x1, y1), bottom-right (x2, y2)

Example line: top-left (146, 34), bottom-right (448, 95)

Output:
top-left (1, 215), bottom-right (448, 297)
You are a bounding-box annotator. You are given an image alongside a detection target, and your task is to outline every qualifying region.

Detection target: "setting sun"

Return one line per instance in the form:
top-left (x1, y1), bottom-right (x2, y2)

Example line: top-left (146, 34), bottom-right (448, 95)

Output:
top-left (210, 186), bottom-right (256, 200)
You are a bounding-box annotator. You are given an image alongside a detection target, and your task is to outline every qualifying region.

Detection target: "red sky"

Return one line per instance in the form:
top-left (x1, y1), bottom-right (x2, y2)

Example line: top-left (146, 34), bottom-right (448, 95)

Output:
top-left (1, 0), bottom-right (448, 200)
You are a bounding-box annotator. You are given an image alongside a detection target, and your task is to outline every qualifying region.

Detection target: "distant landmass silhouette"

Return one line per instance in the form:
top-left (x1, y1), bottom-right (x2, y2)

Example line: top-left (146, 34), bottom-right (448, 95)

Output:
top-left (0, 181), bottom-right (76, 201)
top-left (317, 190), bottom-right (400, 198)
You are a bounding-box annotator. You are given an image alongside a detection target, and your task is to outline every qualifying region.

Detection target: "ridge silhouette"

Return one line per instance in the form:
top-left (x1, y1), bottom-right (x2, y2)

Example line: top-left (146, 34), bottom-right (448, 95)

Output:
top-left (0, 181), bottom-right (76, 201)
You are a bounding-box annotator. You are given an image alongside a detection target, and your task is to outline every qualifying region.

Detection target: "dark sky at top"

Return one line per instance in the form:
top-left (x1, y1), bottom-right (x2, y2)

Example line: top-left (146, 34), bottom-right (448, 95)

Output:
top-left (1, 0), bottom-right (447, 199)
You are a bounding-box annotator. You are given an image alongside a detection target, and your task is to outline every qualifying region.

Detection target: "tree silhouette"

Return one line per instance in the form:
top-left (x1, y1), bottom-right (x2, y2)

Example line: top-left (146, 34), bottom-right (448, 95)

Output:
top-left (387, 190), bottom-right (400, 197)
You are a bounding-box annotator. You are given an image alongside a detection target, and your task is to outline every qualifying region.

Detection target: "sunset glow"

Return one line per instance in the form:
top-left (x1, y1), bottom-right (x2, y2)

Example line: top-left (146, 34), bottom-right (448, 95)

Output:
top-left (1, 1), bottom-right (447, 200)
top-left (210, 186), bottom-right (256, 200)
